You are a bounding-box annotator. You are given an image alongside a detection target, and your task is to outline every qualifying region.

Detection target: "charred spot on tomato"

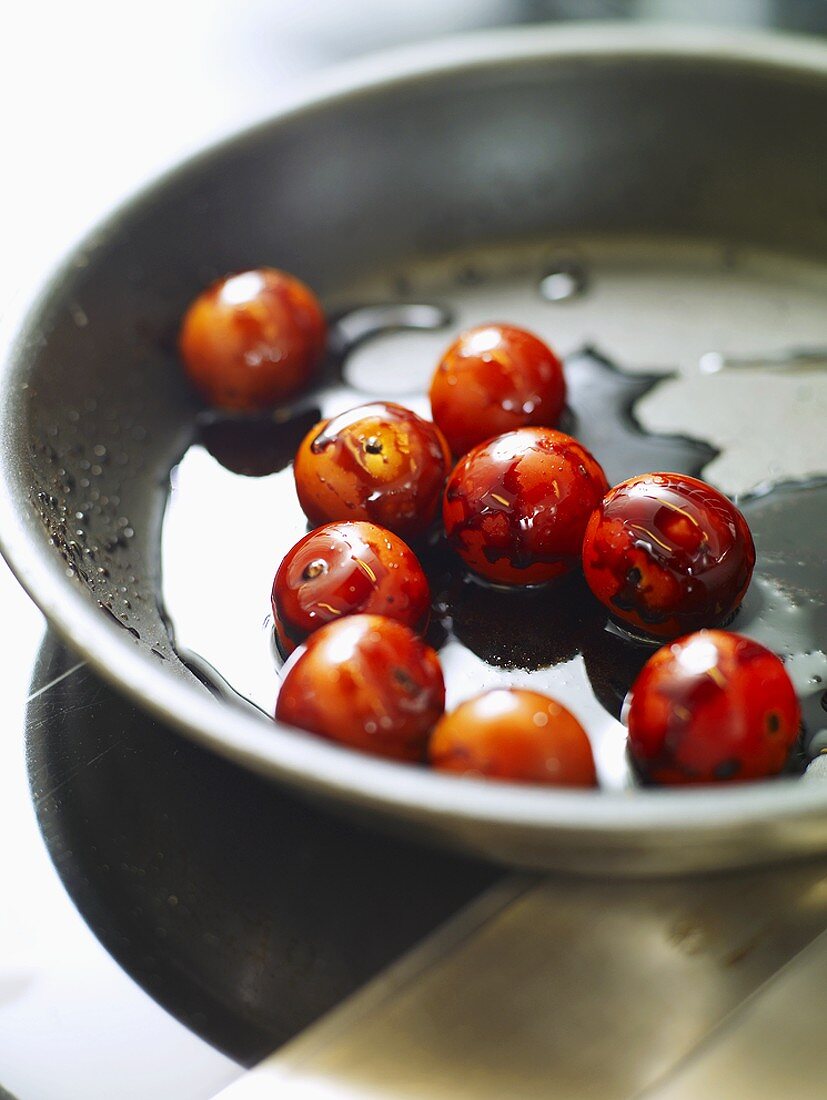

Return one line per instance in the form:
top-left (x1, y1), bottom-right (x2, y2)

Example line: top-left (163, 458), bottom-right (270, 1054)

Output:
top-left (393, 667), bottom-right (418, 694)
top-left (713, 758), bottom-right (741, 780)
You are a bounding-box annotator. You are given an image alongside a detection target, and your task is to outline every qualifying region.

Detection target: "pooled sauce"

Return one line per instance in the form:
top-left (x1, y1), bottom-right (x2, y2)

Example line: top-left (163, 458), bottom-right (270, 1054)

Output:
top-left (161, 271), bottom-right (827, 790)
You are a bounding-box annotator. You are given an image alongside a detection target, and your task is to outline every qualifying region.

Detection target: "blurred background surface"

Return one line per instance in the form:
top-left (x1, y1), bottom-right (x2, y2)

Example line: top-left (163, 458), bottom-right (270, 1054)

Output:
top-left (2, 0), bottom-right (826, 314)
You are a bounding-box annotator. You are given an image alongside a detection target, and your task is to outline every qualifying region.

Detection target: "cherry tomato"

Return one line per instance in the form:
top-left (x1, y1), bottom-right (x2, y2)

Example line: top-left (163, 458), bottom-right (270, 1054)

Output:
top-left (582, 472), bottom-right (755, 639)
top-left (442, 427), bottom-right (608, 585)
top-left (429, 323), bottom-right (566, 456)
top-left (179, 267), bottom-right (326, 410)
top-left (627, 630), bottom-right (801, 784)
top-left (275, 614), bottom-right (445, 762)
top-left (293, 402), bottom-right (451, 539)
top-left (272, 521), bottom-right (431, 654)
top-left (429, 688), bottom-right (596, 786)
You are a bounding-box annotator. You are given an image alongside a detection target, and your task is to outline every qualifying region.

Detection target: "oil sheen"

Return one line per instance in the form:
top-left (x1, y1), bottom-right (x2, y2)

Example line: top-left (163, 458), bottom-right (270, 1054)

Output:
top-left (160, 247), bottom-right (827, 788)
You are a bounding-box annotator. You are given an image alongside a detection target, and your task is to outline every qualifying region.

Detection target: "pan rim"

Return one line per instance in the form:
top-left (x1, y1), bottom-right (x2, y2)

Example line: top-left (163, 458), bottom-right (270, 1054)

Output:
top-left (2, 22), bottom-right (827, 847)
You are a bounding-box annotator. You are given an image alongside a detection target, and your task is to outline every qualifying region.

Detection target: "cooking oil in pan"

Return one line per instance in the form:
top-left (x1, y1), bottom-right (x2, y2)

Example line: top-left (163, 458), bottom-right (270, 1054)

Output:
top-left (160, 243), bottom-right (827, 787)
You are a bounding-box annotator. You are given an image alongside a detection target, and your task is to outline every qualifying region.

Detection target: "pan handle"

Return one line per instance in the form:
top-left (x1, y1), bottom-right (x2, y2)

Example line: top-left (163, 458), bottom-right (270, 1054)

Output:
top-left (214, 860), bottom-right (827, 1098)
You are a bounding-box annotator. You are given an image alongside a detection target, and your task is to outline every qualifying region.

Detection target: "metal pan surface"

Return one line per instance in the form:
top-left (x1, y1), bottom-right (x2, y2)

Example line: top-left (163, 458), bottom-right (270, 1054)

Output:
top-left (2, 25), bottom-right (827, 875)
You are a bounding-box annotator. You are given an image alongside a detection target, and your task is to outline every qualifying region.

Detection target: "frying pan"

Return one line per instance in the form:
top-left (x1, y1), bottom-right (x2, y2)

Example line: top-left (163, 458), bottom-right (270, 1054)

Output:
top-left (2, 25), bottom-right (827, 876)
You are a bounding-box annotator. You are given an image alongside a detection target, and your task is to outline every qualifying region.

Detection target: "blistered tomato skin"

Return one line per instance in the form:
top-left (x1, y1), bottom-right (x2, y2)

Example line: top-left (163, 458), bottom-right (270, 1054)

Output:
top-left (271, 521), bottom-right (431, 654)
top-left (179, 268), bottom-right (326, 411)
top-left (582, 473), bottom-right (755, 639)
top-left (275, 615), bottom-right (445, 763)
top-left (429, 323), bottom-right (566, 456)
top-left (442, 427), bottom-right (609, 585)
top-left (429, 688), bottom-right (596, 786)
top-left (293, 402), bottom-right (451, 539)
top-left (627, 630), bottom-right (801, 785)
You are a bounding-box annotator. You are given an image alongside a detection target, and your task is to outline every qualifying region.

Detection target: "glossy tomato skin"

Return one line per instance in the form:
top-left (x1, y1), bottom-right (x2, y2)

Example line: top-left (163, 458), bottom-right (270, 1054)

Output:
top-left (276, 615), bottom-right (445, 763)
top-left (293, 402), bottom-right (451, 539)
top-left (179, 267), bottom-right (326, 410)
top-left (442, 427), bottom-right (608, 585)
top-left (582, 473), bottom-right (755, 639)
top-left (272, 521), bottom-right (431, 654)
top-left (627, 630), bottom-right (800, 785)
top-left (429, 323), bottom-right (566, 457)
top-left (429, 688), bottom-right (596, 786)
